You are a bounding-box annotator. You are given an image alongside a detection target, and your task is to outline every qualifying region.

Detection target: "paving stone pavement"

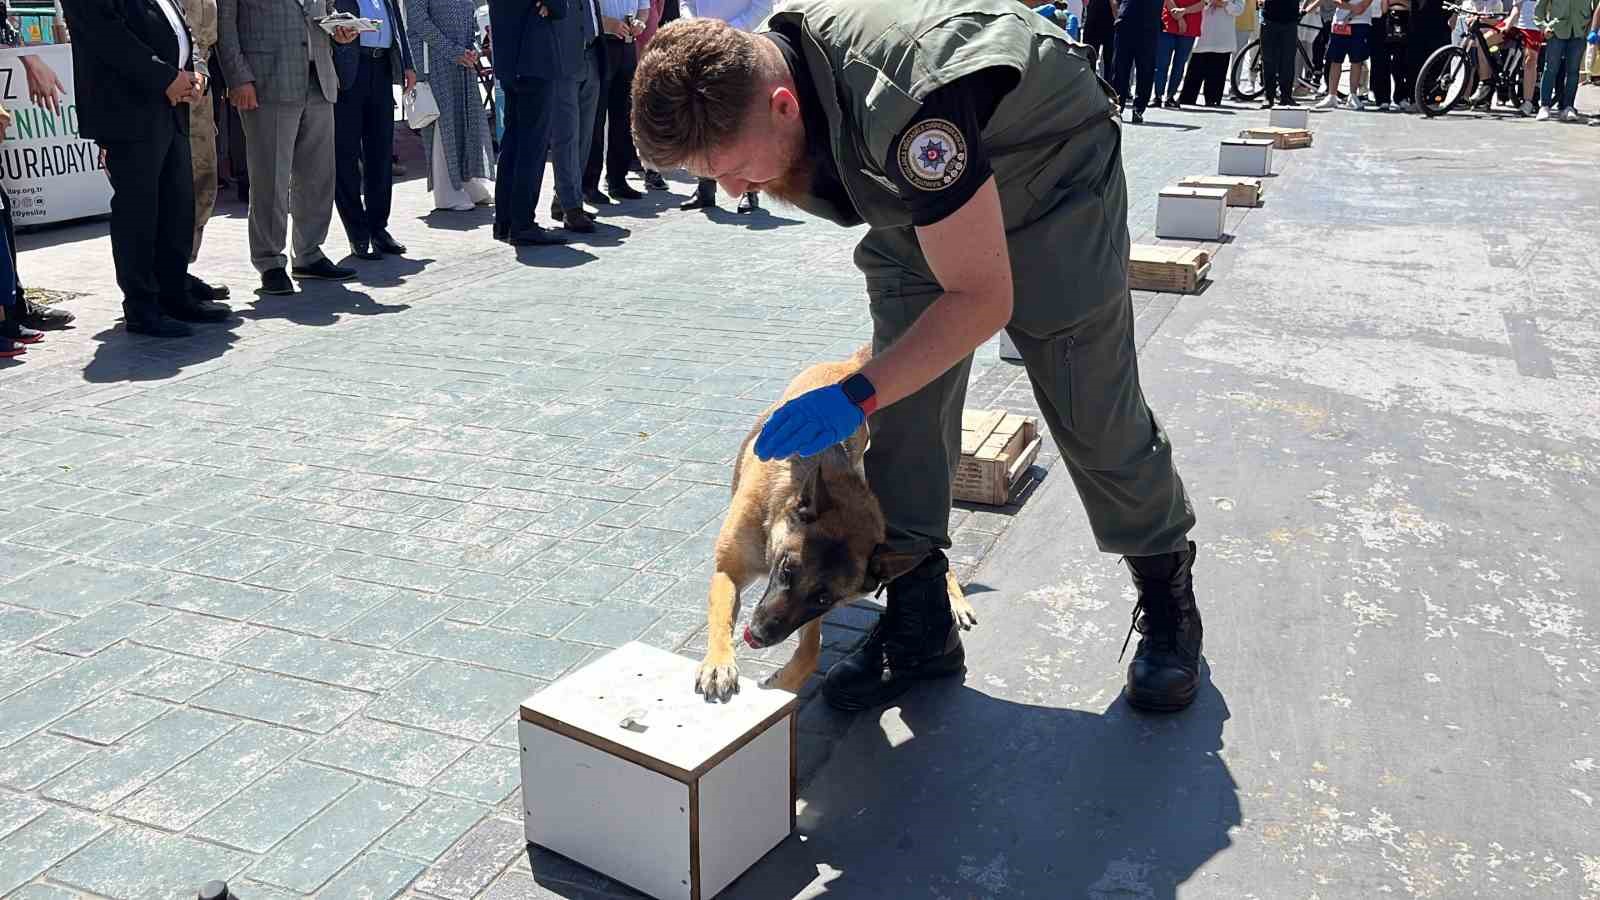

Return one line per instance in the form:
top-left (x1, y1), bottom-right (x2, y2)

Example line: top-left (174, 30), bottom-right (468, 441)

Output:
top-left (3, 85), bottom-right (1596, 899)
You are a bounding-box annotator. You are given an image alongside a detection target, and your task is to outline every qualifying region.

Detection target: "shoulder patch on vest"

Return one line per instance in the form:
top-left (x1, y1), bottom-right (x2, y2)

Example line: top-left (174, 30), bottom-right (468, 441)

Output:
top-left (897, 118), bottom-right (968, 192)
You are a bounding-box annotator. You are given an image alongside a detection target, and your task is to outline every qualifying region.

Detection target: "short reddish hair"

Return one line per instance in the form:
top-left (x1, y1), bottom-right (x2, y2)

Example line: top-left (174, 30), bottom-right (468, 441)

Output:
top-left (631, 19), bottom-right (766, 169)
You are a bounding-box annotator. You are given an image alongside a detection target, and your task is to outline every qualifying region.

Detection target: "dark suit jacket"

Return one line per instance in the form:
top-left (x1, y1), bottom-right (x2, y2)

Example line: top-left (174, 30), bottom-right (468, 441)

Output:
top-left (332, 0), bottom-right (416, 89)
top-left (488, 0), bottom-right (570, 83)
top-left (58, 0), bottom-right (203, 143)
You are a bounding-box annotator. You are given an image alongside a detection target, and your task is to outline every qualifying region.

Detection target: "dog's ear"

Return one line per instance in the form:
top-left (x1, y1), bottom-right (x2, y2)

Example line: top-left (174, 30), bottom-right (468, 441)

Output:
top-left (860, 544), bottom-right (925, 593)
top-left (794, 466), bottom-right (833, 523)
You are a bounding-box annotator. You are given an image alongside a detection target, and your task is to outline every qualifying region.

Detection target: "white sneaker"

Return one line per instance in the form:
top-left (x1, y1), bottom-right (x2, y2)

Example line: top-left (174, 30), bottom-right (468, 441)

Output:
top-left (1536, 106), bottom-right (1552, 121)
top-left (1385, 102), bottom-right (1400, 112)
top-left (1521, 101), bottom-right (1537, 116)
top-left (1562, 107), bottom-right (1581, 122)
top-left (1348, 96), bottom-right (1365, 111)
top-left (1314, 94), bottom-right (1340, 110)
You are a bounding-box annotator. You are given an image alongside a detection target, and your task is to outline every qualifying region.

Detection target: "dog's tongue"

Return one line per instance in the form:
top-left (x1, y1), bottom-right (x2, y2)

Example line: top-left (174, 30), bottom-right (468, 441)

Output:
top-left (743, 625), bottom-right (759, 648)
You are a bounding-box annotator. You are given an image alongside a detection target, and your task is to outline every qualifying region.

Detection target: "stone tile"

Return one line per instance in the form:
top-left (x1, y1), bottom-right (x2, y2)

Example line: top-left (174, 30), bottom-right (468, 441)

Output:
top-left (0, 558), bottom-right (160, 617)
top-left (540, 561), bottom-right (636, 605)
top-left (127, 655), bottom-right (234, 703)
top-left (458, 533), bottom-right (559, 577)
top-left (248, 779), bottom-right (423, 894)
top-left (9, 512), bottom-right (117, 551)
top-left (0, 505), bottom-right (58, 539)
top-left (224, 630), bottom-right (426, 691)
top-left (132, 611), bottom-right (259, 659)
top-left (505, 539), bottom-right (598, 584)
top-left (0, 605), bottom-right (67, 649)
top-left (48, 823), bottom-right (254, 900)
top-left (524, 498), bottom-right (618, 539)
top-left (371, 660), bottom-right (540, 742)
top-left (412, 817), bottom-right (526, 900)
top-left (0, 793), bottom-right (48, 840)
top-left (400, 621), bottom-right (589, 680)
top-left (445, 598), bottom-right (512, 625)
top-left (380, 796), bottom-right (490, 863)
top-left (340, 555), bottom-right (460, 592)
top-left (135, 573), bottom-right (286, 620)
top-left (430, 744), bottom-right (520, 804)
top-left (488, 715), bottom-right (520, 749)
top-left (191, 762), bottom-right (357, 853)
top-left (635, 483), bottom-right (728, 534)
top-left (0, 647), bottom-right (73, 700)
top-left (338, 588), bottom-right (458, 649)
top-left (556, 600), bottom-right (664, 648)
top-left (0, 733), bottom-right (98, 790)
top-left (10, 883), bottom-right (85, 900)
top-left (304, 718), bottom-right (471, 787)
top-left (490, 598), bottom-right (585, 638)
top-left (91, 522), bottom-right (219, 566)
top-left (0, 644), bottom-right (166, 748)
top-left (250, 576), bottom-right (396, 637)
top-left (245, 546), bottom-right (359, 591)
top-left (41, 707), bottom-right (234, 810)
top-left (635, 610), bottom-right (704, 653)
top-left (584, 526), bottom-right (680, 569)
top-left (116, 721), bottom-right (311, 830)
top-left (35, 601), bottom-right (168, 657)
top-left (443, 571), bottom-right (540, 603)
top-left (191, 670), bottom-right (369, 734)
top-left (616, 570), bottom-right (682, 606)
top-left (56, 517), bottom-right (150, 558)
top-left (480, 870), bottom-right (637, 900)
top-left (0, 807), bottom-right (107, 896)
top-left (51, 693), bottom-right (171, 745)
top-left (319, 849), bottom-right (424, 900)
top-left (166, 534), bottom-right (304, 581)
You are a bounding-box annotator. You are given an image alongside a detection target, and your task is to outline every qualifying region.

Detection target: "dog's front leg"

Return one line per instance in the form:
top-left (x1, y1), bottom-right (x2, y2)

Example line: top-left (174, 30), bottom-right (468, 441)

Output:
top-left (764, 619), bottom-right (821, 693)
top-left (697, 570), bottom-right (743, 701)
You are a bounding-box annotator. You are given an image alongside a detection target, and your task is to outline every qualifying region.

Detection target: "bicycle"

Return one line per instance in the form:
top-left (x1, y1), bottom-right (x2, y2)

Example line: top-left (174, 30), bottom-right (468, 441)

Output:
top-left (1413, 3), bottom-right (1531, 116)
top-left (1230, 22), bottom-right (1340, 101)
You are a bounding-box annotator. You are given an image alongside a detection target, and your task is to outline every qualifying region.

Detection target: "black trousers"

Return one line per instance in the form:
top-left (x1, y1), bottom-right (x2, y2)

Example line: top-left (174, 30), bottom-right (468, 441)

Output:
top-left (1260, 19), bottom-right (1299, 104)
top-left (1371, 37), bottom-right (1411, 104)
top-left (1085, 26), bottom-right (1116, 80)
top-left (1406, 24), bottom-right (1453, 93)
top-left (584, 36), bottom-right (635, 191)
top-left (1178, 50), bottom-right (1231, 104)
top-left (496, 76), bottom-right (556, 233)
top-left (1112, 25), bottom-right (1158, 112)
top-left (102, 118), bottom-right (194, 318)
top-left (334, 51), bottom-right (397, 246)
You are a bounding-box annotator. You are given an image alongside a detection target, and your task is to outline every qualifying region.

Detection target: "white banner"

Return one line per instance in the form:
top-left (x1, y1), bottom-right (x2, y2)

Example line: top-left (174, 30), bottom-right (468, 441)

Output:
top-left (0, 44), bottom-right (112, 226)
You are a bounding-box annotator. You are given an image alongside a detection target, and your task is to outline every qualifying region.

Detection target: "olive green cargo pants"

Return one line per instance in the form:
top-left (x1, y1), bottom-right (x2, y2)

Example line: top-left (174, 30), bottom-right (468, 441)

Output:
top-left (855, 124), bottom-right (1195, 561)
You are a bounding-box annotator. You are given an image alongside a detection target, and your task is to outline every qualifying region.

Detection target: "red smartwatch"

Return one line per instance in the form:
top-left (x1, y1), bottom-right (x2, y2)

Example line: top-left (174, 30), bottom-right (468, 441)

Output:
top-left (840, 372), bottom-right (878, 416)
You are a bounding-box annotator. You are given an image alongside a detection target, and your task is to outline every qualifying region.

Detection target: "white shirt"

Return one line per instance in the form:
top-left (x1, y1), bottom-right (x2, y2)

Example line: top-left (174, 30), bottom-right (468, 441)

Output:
top-left (1334, 0), bottom-right (1377, 25)
top-left (151, 0), bottom-right (192, 68)
top-left (1194, 0), bottom-right (1245, 52)
top-left (679, 0), bottom-right (772, 30)
top-left (1510, 0), bottom-right (1536, 28)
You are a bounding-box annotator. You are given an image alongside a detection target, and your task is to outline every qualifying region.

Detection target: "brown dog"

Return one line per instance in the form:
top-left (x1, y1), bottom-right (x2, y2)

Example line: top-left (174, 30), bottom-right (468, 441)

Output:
top-left (695, 349), bottom-right (978, 701)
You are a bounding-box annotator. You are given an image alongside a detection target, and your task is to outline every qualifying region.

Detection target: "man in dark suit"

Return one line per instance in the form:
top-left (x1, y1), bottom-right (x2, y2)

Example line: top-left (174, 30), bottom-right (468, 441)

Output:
top-left (545, 0), bottom-right (605, 234)
top-left (489, 0), bottom-right (571, 246)
top-left (332, 0), bottom-right (416, 259)
top-left (59, 0), bottom-right (234, 337)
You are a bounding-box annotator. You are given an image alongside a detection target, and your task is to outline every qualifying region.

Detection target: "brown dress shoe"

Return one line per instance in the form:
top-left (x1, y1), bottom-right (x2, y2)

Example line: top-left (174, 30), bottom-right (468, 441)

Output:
top-left (561, 208), bottom-right (596, 234)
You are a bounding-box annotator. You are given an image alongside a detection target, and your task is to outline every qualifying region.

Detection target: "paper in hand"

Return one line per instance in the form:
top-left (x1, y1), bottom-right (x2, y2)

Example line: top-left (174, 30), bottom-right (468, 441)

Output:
top-left (317, 11), bottom-right (382, 33)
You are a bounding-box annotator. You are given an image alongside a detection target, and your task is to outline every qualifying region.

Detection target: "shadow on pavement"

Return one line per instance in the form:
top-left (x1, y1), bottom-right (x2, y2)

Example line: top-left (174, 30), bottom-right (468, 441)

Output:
top-left (702, 207), bottom-right (806, 231)
top-left (238, 281), bottom-right (412, 327)
top-left (329, 255), bottom-right (434, 289)
top-left (81, 322), bottom-right (242, 383)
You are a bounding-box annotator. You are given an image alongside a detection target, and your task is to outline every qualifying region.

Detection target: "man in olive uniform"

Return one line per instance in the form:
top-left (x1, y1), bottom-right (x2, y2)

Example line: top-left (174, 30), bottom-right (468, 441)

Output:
top-left (632, 0), bottom-right (1204, 714)
top-left (183, 0), bottom-right (234, 307)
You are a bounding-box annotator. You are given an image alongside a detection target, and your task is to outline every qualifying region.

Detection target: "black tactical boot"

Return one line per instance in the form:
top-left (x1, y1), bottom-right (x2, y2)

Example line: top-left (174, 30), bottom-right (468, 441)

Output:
top-left (1121, 540), bottom-right (1203, 712)
top-left (822, 551), bottom-right (965, 711)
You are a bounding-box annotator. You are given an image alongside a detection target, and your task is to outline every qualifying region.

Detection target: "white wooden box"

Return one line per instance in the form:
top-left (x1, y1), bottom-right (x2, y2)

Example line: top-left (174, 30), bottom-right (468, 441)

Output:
top-left (520, 642), bottom-right (799, 900)
top-left (1269, 107), bottom-right (1309, 129)
top-left (1155, 186), bottom-right (1228, 241)
top-left (997, 330), bottom-right (1022, 361)
top-left (1218, 138), bottom-right (1274, 177)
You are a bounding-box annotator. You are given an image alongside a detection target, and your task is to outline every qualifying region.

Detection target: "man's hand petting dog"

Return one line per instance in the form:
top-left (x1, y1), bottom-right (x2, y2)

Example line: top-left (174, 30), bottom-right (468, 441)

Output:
top-left (753, 384), bottom-right (863, 460)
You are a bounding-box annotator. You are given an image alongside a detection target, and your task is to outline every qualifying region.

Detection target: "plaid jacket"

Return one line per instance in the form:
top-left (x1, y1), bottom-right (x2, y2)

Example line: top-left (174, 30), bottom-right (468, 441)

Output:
top-left (218, 0), bottom-right (341, 103)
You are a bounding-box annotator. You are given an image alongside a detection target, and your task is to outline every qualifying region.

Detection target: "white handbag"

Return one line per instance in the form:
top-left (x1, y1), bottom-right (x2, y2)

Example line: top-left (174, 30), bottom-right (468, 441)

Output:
top-left (404, 43), bottom-right (441, 129)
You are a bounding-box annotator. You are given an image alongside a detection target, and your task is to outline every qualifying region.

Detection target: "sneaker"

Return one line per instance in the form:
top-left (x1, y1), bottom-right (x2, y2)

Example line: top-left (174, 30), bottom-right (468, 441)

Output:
top-left (1347, 96), bottom-right (1365, 111)
top-left (1562, 107), bottom-right (1581, 123)
top-left (1536, 106), bottom-right (1552, 121)
top-left (1384, 102), bottom-right (1399, 112)
top-left (1313, 94), bottom-right (1339, 110)
top-left (1522, 101), bottom-right (1538, 117)
top-left (19, 297), bottom-right (74, 329)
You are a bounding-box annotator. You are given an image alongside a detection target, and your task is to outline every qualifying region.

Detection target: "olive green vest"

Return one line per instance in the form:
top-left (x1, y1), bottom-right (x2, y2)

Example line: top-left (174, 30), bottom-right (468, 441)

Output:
top-left (763, 0), bottom-right (1130, 337)
top-left (762, 0), bottom-right (1118, 234)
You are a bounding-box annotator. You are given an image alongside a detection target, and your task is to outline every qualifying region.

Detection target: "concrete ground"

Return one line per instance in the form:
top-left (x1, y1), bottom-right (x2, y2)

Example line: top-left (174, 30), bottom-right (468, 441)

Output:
top-left (1, 86), bottom-right (1597, 899)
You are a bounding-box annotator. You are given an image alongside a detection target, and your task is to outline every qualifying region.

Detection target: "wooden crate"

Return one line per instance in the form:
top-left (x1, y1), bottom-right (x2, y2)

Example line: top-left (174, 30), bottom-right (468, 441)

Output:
top-left (1238, 126), bottom-right (1312, 149)
top-left (521, 642), bottom-right (799, 900)
top-left (953, 410), bottom-right (1042, 506)
top-left (1177, 174), bottom-right (1263, 208)
top-left (1128, 244), bottom-right (1212, 293)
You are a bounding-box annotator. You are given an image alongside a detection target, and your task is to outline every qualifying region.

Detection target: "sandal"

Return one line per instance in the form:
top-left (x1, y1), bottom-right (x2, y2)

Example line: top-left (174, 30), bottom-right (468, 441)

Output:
top-left (1, 337), bottom-right (25, 358)
top-left (0, 320), bottom-right (43, 344)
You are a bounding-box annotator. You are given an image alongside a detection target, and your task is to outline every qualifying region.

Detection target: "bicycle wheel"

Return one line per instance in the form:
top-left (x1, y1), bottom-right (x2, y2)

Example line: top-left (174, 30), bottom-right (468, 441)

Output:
top-left (1231, 38), bottom-right (1266, 100)
top-left (1414, 45), bottom-right (1474, 116)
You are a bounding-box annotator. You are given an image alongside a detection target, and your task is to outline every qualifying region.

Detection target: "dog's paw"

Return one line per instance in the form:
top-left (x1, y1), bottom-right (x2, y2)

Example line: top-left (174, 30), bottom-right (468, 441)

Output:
top-left (952, 601), bottom-right (979, 631)
top-left (695, 657), bottom-right (740, 702)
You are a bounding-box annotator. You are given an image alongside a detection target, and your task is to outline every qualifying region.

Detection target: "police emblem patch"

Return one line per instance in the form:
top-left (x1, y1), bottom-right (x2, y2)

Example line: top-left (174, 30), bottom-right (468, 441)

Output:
top-left (897, 118), bottom-right (968, 191)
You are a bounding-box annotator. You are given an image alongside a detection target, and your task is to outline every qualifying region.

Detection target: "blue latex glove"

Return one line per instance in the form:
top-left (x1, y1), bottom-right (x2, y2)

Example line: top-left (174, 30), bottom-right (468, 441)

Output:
top-left (753, 385), bottom-right (865, 460)
top-left (1590, 28), bottom-right (1599, 44)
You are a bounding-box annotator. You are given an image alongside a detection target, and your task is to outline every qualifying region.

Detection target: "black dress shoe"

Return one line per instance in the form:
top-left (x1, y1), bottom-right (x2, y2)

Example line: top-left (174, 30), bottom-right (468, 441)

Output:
top-left (821, 552), bottom-right (965, 711)
top-left (607, 181), bottom-right (644, 200)
top-left (679, 192), bottom-right (716, 211)
top-left (1121, 540), bottom-right (1203, 712)
top-left (737, 192), bottom-right (760, 214)
top-left (20, 297), bottom-right (74, 329)
top-left (493, 223), bottom-right (509, 242)
top-left (350, 241), bottom-right (382, 261)
top-left (507, 225), bottom-right (568, 246)
top-left (260, 268), bottom-right (295, 295)
top-left (372, 231), bottom-right (406, 255)
top-left (561, 208), bottom-right (596, 233)
top-left (291, 258), bottom-right (357, 281)
top-left (1131, 109), bottom-right (1145, 124)
top-left (124, 309), bottom-right (193, 338)
top-left (583, 188), bottom-right (613, 206)
top-left (644, 170), bottom-right (669, 191)
top-left (186, 274), bottom-right (230, 302)
top-left (161, 297), bottom-right (234, 323)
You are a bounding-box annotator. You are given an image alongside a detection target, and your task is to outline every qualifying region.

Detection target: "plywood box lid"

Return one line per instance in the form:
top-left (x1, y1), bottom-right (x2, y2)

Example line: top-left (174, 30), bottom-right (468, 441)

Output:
top-left (521, 642), bottom-right (798, 781)
top-left (1221, 138), bottom-right (1275, 147)
top-left (1129, 245), bottom-right (1212, 266)
top-left (1158, 186), bottom-right (1229, 200)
